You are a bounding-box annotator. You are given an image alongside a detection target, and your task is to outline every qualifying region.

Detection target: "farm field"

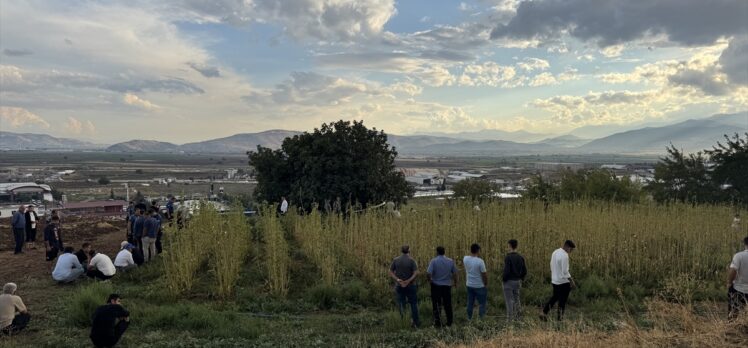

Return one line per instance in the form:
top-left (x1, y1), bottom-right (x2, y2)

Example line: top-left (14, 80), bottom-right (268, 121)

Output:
top-left (1, 200), bottom-right (747, 347)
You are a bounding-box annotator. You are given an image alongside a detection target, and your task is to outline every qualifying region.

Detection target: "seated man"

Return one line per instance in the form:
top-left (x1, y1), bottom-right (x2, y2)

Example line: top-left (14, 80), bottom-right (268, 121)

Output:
top-left (75, 243), bottom-right (92, 265)
top-left (0, 283), bottom-right (30, 335)
top-left (114, 242), bottom-right (137, 272)
top-left (52, 247), bottom-right (85, 283)
top-left (87, 250), bottom-right (116, 281)
top-left (90, 294), bottom-right (129, 348)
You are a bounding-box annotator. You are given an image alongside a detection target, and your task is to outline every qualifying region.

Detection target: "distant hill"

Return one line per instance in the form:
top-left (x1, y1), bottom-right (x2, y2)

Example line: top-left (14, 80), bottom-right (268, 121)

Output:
top-left (579, 113), bottom-right (747, 153)
top-left (0, 131), bottom-right (97, 150)
top-left (402, 139), bottom-right (556, 156)
top-left (106, 140), bottom-right (179, 153)
top-left (179, 130), bottom-right (300, 153)
top-left (535, 135), bottom-right (590, 148)
top-left (416, 129), bottom-right (550, 142)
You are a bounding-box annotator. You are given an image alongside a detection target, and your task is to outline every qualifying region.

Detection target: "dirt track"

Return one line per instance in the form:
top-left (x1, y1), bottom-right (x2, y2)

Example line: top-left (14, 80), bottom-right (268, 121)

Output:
top-left (0, 216), bottom-right (127, 283)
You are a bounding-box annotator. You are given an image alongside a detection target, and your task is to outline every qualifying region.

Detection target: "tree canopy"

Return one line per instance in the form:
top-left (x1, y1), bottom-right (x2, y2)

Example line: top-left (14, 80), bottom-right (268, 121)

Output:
top-left (524, 169), bottom-right (641, 203)
top-left (452, 179), bottom-right (497, 203)
top-left (248, 120), bottom-right (413, 212)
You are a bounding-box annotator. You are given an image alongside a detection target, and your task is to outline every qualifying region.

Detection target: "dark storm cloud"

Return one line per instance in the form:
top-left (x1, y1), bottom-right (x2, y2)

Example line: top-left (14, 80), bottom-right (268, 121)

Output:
top-left (490, 0), bottom-right (748, 47)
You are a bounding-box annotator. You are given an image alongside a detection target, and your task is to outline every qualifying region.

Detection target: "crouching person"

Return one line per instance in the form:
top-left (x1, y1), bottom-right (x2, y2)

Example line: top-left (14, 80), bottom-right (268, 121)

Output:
top-left (114, 242), bottom-right (137, 272)
top-left (90, 294), bottom-right (129, 347)
top-left (0, 283), bottom-right (30, 335)
top-left (87, 250), bottom-right (116, 281)
top-left (52, 247), bottom-right (85, 283)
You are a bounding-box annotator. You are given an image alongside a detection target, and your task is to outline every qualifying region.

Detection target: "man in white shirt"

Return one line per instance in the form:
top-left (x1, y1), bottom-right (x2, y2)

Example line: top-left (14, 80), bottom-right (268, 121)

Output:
top-left (114, 242), bottom-right (137, 272)
top-left (463, 243), bottom-right (488, 320)
top-left (52, 247), bottom-right (85, 283)
top-left (728, 236), bottom-right (748, 319)
top-left (541, 240), bottom-right (576, 321)
top-left (0, 283), bottom-right (30, 334)
top-left (280, 197), bottom-right (289, 215)
top-left (87, 250), bottom-right (116, 281)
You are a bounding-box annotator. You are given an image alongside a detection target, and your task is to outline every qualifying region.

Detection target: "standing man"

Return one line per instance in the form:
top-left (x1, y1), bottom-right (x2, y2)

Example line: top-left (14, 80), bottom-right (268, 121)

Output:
top-left (502, 239), bottom-right (527, 322)
top-left (279, 197), bottom-right (289, 215)
top-left (389, 245), bottom-right (420, 328)
top-left (541, 240), bottom-right (576, 321)
top-left (141, 208), bottom-right (158, 262)
top-left (24, 205), bottom-right (38, 250)
top-left (90, 294), bottom-right (129, 348)
top-left (464, 243), bottom-right (488, 320)
top-left (166, 196), bottom-right (176, 221)
top-left (43, 215), bottom-right (63, 261)
top-left (0, 283), bottom-right (30, 335)
top-left (10, 206), bottom-right (26, 255)
top-left (131, 207), bottom-right (145, 253)
top-left (728, 236), bottom-right (748, 319)
top-left (426, 246), bottom-right (458, 327)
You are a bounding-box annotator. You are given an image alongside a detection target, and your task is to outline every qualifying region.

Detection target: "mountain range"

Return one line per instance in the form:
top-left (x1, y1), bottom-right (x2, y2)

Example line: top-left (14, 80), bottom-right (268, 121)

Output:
top-left (1, 112), bottom-right (746, 156)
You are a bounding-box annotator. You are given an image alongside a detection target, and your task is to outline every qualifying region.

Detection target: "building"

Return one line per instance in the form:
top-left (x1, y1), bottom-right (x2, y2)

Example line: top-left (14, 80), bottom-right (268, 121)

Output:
top-left (62, 200), bottom-right (128, 216)
top-left (0, 182), bottom-right (54, 203)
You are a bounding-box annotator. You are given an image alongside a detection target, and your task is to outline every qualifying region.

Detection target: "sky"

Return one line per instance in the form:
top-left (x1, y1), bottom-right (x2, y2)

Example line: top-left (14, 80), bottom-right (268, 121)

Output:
top-left (0, 0), bottom-right (747, 143)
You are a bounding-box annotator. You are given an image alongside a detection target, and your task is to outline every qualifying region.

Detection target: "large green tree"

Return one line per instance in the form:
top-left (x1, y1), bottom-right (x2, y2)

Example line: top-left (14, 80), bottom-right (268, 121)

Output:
top-left (558, 169), bottom-right (641, 202)
top-left (452, 179), bottom-right (497, 203)
top-left (248, 120), bottom-right (413, 212)
top-left (648, 145), bottom-right (719, 204)
top-left (706, 133), bottom-right (748, 204)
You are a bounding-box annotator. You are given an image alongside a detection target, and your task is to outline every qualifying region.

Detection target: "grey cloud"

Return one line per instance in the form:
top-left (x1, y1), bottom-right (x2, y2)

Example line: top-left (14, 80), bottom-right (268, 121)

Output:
top-left (491, 0), bottom-right (748, 47)
top-left (243, 71), bottom-right (371, 107)
top-left (719, 36), bottom-right (748, 85)
top-left (668, 67), bottom-right (731, 96)
top-left (64, 38), bottom-right (73, 45)
top-left (3, 49), bottom-right (33, 56)
top-left (187, 62), bottom-right (221, 78)
top-left (419, 50), bottom-right (475, 62)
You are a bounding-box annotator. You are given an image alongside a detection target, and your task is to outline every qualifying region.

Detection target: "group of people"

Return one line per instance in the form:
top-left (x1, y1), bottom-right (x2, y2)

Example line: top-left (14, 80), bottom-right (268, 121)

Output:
top-left (51, 240), bottom-right (141, 283)
top-left (391, 236), bottom-right (748, 328)
top-left (9, 204), bottom-right (54, 254)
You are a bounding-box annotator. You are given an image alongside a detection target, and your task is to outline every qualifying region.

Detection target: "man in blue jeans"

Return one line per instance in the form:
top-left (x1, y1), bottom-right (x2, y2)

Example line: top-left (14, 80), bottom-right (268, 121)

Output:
top-left (463, 243), bottom-right (488, 320)
top-left (389, 245), bottom-right (420, 328)
top-left (10, 206), bottom-right (26, 255)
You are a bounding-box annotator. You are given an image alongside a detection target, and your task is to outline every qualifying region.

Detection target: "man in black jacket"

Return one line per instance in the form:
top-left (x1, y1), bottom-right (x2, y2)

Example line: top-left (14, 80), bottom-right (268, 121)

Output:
top-left (502, 239), bottom-right (527, 321)
top-left (90, 294), bottom-right (129, 347)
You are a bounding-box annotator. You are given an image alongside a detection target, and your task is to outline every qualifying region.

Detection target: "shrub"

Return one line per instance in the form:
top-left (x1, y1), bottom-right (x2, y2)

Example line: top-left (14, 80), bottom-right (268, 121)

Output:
top-left (65, 282), bottom-right (114, 327)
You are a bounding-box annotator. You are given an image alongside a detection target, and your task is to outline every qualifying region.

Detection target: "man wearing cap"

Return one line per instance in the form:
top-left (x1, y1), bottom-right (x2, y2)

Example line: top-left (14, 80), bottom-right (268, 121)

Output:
top-left (10, 205), bottom-right (26, 255)
top-left (114, 242), bottom-right (137, 272)
top-left (0, 283), bottom-right (30, 335)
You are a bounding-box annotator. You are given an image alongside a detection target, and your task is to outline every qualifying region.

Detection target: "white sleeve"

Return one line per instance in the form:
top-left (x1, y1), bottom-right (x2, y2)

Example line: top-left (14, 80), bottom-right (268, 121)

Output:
top-left (127, 252), bottom-right (135, 266)
top-left (730, 254), bottom-right (740, 270)
top-left (562, 254), bottom-right (571, 279)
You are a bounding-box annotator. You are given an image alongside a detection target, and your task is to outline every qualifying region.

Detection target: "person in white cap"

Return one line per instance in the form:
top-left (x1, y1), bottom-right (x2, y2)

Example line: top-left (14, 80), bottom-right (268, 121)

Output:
top-left (114, 242), bottom-right (137, 272)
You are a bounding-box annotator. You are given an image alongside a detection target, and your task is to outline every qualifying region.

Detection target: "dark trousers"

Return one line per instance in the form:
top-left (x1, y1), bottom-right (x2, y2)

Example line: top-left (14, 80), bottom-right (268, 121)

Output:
top-left (430, 284), bottom-right (453, 327)
top-left (395, 284), bottom-right (420, 326)
top-left (87, 270), bottom-right (114, 281)
top-left (25, 228), bottom-right (37, 242)
top-left (728, 286), bottom-right (748, 319)
top-left (13, 228), bottom-right (24, 254)
top-left (1, 312), bottom-right (30, 335)
top-left (543, 283), bottom-right (572, 320)
top-left (155, 231), bottom-right (163, 254)
top-left (91, 319), bottom-right (129, 347)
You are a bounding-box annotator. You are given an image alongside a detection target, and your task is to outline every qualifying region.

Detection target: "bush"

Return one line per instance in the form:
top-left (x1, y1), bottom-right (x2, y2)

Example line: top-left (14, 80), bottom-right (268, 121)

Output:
top-left (97, 176), bottom-right (111, 185)
top-left (65, 282), bottom-right (114, 327)
top-left (134, 303), bottom-right (260, 339)
top-left (306, 284), bottom-right (341, 310)
top-left (579, 275), bottom-right (613, 299)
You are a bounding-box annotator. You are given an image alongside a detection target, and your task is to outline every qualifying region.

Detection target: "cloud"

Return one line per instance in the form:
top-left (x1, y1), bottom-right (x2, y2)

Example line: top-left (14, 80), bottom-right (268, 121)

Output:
top-left (719, 36), bottom-right (748, 85)
top-left (490, 0), bottom-right (748, 47)
top-left (0, 106), bottom-right (50, 128)
top-left (123, 93), bottom-right (160, 110)
top-left (243, 72), bottom-right (375, 106)
top-left (177, 0), bottom-right (397, 41)
top-left (516, 58), bottom-right (550, 71)
top-left (3, 48), bottom-right (33, 56)
top-left (459, 62), bottom-right (519, 87)
top-left (64, 116), bottom-right (96, 135)
top-left (187, 62), bottom-right (221, 78)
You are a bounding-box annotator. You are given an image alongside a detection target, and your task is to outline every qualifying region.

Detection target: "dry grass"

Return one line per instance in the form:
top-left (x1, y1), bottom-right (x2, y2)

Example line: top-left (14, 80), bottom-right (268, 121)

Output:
top-left (444, 300), bottom-right (748, 348)
top-left (260, 205), bottom-right (289, 297)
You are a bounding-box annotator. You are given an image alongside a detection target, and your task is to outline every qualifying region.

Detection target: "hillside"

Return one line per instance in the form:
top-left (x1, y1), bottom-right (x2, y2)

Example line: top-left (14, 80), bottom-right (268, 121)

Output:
top-left (106, 140), bottom-right (179, 153)
top-left (535, 135), bottom-right (590, 148)
top-left (0, 131), bottom-right (97, 150)
top-left (579, 112), bottom-right (747, 153)
top-left (179, 130), bottom-right (300, 153)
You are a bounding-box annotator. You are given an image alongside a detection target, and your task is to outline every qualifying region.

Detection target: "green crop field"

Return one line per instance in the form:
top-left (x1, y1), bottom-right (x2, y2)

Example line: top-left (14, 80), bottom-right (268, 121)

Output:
top-left (3, 200), bottom-right (747, 348)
